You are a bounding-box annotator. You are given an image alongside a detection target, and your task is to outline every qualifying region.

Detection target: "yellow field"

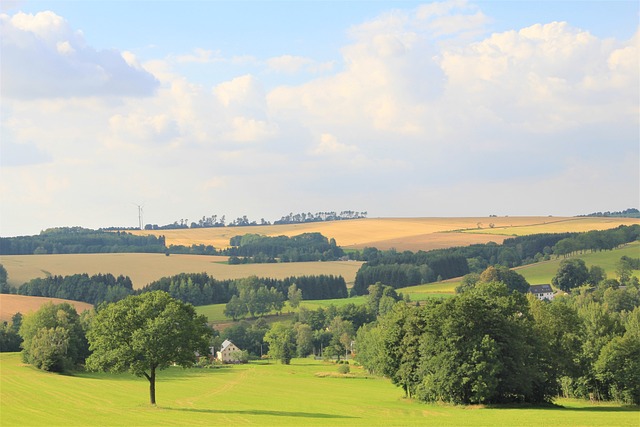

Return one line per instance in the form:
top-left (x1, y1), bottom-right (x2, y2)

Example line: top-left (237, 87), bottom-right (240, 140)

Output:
top-left (459, 217), bottom-right (640, 236)
top-left (125, 216), bottom-right (639, 251)
top-left (125, 217), bottom-right (529, 249)
top-left (0, 294), bottom-right (93, 321)
top-left (0, 253), bottom-right (363, 290)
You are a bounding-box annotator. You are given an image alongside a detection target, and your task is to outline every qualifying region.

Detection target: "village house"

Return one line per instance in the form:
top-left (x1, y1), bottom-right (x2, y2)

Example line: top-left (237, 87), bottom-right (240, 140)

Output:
top-left (216, 339), bottom-right (242, 363)
top-left (529, 284), bottom-right (555, 301)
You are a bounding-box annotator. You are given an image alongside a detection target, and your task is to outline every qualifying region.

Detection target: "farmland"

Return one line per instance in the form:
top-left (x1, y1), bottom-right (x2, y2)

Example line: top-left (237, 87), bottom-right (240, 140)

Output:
top-left (1, 352), bottom-right (637, 427)
top-left (0, 294), bottom-right (92, 322)
top-left (127, 216), bottom-right (640, 251)
top-left (2, 217), bottom-right (637, 290)
top-left (0, 253), bottom-right (362, 290)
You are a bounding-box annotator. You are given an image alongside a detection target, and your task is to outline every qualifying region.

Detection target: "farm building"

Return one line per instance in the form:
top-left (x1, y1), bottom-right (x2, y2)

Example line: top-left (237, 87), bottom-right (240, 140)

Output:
top-left (529, 284), bottom-right (555, 301)
top-left (216, 339), bottom-right (242, 363)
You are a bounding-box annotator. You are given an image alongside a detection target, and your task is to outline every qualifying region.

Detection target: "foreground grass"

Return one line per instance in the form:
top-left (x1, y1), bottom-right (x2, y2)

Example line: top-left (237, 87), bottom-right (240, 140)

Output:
top-left (1, 353), bottom-right (638, 427)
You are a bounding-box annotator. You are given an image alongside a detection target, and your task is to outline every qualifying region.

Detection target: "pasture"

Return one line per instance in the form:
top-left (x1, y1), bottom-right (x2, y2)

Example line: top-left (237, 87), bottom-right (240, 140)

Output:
top-left (1, 352), bottom-right (637, 427)
top-left (515, 241), bottom-right (640, 285)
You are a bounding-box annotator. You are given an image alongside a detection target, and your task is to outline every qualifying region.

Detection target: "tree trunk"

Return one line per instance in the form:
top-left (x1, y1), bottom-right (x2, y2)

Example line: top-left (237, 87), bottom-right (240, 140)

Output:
top-left (146, 366), bottom-right (157, 405)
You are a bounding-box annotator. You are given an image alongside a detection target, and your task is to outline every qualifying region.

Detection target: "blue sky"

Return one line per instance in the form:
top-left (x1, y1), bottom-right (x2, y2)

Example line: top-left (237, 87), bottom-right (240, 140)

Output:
top-left (1, 1), bottom-right (638, 236)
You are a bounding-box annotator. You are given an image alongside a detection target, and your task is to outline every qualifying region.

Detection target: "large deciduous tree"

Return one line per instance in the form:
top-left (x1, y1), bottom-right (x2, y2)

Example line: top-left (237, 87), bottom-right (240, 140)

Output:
top-left (19, 302), bottom-right (88, 372)
top-left (552, 258), bottom-right (589, 291)
top-left (264, 322), bottom-right (295, 364)
top-left (85, 291), bottom-right (211, 405)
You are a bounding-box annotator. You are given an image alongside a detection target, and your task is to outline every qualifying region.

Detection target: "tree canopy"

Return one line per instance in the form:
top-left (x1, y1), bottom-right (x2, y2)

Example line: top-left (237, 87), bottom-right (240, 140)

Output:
top-left (19, 302), bottom-right (88, 372)
top-left (85, 291), bottom-right (211, 405)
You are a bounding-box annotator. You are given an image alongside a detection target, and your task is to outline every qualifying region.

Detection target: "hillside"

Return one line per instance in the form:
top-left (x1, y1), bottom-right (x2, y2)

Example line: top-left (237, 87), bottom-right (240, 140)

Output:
top-left (126, 216), bottom-right (640, 251)
top-left (0, 294), bottom-right (93, 322)
top-left (0, 254), bottom-right (362, 290)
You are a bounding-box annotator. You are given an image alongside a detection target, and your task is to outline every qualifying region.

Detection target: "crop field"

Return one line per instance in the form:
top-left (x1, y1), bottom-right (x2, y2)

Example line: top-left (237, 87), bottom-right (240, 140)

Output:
top-left (460, 217), bottom-right (640, 237)
top-left (125, 216), bottom-right (640, 251)
top-left (1, 352), bottom-right (637, 427)
top-left (0, 253), bottom-right (363, 290)
top-left (0, 294), bottom-right (92, 322)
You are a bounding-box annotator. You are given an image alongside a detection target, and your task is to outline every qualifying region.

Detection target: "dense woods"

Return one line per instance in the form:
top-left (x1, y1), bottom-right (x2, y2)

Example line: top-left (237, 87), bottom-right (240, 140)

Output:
top-left (355, 274), bottom-right (640, 405)
top-left (15, 273), bottom-right (134, 304)
top-left (225, 232), bottom-right (344, 262)
top-left (0, 228), bottom-right (166, 255)
top-left (141, 273), bottom-right (347, 307)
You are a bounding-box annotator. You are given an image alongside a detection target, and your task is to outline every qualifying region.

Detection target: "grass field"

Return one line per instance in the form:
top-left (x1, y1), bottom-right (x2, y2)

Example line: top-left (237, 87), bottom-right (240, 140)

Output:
top-left (1, 352), bottom-right (637, 427)
top-left (515, 241), bottom-right (640, 285)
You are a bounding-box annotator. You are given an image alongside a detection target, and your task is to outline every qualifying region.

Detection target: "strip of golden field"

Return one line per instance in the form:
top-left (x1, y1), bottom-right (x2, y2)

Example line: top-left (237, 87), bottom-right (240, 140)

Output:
top-left (0, 253), bottom-right (362, 290)
top-left (125, 216), bottom-right (639, 250)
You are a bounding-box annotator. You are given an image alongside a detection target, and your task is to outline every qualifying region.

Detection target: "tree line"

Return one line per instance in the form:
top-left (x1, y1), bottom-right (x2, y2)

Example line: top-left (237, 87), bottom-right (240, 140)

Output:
top-left (140, 272), bottom-right (347, 307)
top-left (0, 227), bottom-right (166, 255)
top-left (1, 269), bottom-right (348, 308)
top-left (578, 208), bottom-right (639, 218)
top-left (225, 232), bottom-right (344, 262)
top-left (8, 273), bottom-right (134, 305)
top-left (143, 210), bottom-right (367, 230)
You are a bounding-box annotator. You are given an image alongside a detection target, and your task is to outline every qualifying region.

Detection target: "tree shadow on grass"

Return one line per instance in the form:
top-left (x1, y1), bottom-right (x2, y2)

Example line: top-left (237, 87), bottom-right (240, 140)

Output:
top-left (162, 407), bottom-right (358, 419)
top-left (485, 403), bottom-right (639, 413)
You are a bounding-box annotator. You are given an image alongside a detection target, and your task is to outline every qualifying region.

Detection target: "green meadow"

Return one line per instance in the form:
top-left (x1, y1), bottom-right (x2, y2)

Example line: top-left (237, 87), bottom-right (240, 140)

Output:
top-left (515, 241), bottom-right (640, 285)
top-left (1, 352), bottom-right (638, 427)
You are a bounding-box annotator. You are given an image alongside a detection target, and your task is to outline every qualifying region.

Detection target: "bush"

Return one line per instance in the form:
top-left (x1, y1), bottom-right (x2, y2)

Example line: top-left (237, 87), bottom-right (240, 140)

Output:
top-left (337, 364), bottom-right (350, 374)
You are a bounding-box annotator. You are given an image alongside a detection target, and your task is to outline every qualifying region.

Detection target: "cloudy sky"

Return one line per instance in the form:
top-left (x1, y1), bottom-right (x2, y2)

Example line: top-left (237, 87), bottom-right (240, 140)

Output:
top-left (1, 1), bottom-right (638, 236)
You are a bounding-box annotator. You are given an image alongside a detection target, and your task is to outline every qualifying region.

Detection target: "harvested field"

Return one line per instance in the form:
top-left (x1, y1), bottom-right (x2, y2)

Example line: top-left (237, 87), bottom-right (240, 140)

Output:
top-left (0, 253), bottom-right (362, 290)
top-left (460, 217), bottom-right (640, 236)
top-left (125, 216), bottom-right (639, 250)
top-left (0, 294), bottom-right (93, 321)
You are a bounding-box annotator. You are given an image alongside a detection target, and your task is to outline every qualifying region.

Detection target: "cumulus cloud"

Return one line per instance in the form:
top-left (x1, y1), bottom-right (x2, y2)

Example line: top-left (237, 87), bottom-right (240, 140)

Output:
top-left (1, 11), bottom-right (159, 99)
top-left (311, 133), bottom-right (358, 155)
top-left (0, 3), bottom-right (637, 235)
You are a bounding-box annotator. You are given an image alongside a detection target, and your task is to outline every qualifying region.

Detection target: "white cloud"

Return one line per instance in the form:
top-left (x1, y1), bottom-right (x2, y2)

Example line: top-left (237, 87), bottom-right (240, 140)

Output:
top-left (311, 133), bottom-right (358, 156)
top-left (1, 11), bottom-right (159, 99)
top-left (267, 55), bottom-right (313, 73)
top-left (0, 4), bottom-right (637, 236)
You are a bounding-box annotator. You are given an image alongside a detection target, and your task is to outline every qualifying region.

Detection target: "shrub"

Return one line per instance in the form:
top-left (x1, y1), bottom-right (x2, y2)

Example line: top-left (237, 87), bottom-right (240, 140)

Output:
top-left (337, 364), bottom-right (350, 374)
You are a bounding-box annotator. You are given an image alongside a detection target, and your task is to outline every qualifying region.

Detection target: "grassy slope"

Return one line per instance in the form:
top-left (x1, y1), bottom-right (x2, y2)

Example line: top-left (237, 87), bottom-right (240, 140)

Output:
top-left (2, 353), bottom-right (638, 427)
top-left (515, 241), bottom-right (640, 285)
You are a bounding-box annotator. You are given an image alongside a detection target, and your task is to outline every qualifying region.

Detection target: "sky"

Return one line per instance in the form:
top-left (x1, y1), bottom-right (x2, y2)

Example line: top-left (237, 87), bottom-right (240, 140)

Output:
top-left (1, 0), bottom-right (638, 237)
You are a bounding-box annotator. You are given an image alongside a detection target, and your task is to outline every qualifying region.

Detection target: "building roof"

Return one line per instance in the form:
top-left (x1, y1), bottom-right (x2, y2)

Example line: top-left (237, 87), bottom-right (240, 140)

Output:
top-left (529, 284), bottom-right (553, 294)
top-left (220, 339), bottom-right (235, 351)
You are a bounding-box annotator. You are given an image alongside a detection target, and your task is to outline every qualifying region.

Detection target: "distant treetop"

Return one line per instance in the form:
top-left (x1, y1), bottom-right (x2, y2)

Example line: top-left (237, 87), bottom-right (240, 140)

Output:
top-left (579, 208), bottom-right (639, 218)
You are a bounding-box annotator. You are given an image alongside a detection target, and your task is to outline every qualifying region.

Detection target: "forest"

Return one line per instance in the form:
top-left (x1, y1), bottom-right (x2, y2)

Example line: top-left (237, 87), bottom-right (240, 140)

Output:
top-left (0, 228), bottom-right (166, 255)
top-left (2, 271), bottom-right (348, 308)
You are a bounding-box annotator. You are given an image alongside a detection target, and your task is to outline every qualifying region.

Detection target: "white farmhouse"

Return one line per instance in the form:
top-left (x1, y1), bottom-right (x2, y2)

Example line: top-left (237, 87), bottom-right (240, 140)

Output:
top-left (529, 284), bottom-right (555, 301)
top-left (216, 339), bottom-right (242, 363)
